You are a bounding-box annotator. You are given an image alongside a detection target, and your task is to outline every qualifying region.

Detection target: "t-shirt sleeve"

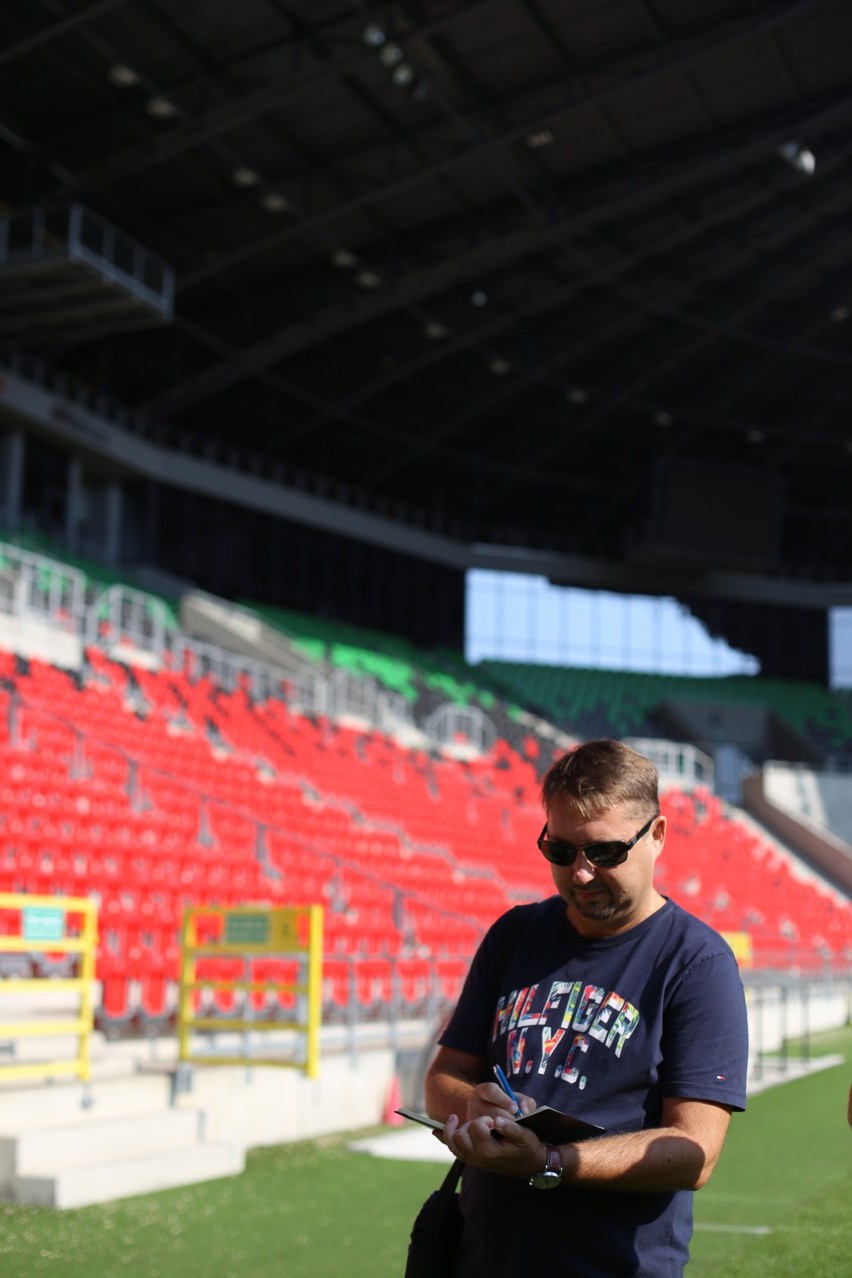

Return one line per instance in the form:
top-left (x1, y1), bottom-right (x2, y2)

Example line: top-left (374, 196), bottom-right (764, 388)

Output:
top-left (438, 906), bottom-right (529, 1057)
top-left (661, 949), bottom-right (749, 1111)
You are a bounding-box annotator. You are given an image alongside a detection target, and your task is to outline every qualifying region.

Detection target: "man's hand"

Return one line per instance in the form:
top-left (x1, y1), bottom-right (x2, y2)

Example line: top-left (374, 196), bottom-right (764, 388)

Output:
top-left (441, 1111), bottom-right (547, 1179)
top-left (465, 1081), bottom-right (536, 1123)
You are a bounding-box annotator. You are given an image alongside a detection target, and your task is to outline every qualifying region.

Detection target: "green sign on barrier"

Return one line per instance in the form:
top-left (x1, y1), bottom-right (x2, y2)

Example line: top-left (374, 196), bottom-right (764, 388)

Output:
top-left (23, 907), bottom-right (65, 943)
top-left (225, 913), bottom-right (270, 946)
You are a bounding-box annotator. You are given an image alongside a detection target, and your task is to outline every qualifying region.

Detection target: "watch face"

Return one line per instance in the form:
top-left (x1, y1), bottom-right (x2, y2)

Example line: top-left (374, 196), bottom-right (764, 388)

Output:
top-left (530, 1169), bottom-right (562, 1189)
top-left (530, 1145), bottom-right (563, 1189)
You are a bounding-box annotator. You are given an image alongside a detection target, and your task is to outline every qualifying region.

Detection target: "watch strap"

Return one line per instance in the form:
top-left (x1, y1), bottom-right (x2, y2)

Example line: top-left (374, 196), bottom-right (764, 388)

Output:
top-left (529, 1142), bottom-right (563, 1188)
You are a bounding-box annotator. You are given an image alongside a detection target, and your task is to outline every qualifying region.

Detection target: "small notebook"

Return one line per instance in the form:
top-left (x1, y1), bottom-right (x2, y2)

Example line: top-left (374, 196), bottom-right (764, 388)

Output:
top-left (514, 1105), bottom-right (604, 1142)
top-left (395, 1105), bottom-right (604, 1142)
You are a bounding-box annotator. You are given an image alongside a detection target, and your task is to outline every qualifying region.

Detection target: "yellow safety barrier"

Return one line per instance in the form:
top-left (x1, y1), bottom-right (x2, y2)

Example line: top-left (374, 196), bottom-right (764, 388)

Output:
top-left (178, 904), bottom-right (323, 1078)
top-left (0, 891), bottom-right (98, 1084)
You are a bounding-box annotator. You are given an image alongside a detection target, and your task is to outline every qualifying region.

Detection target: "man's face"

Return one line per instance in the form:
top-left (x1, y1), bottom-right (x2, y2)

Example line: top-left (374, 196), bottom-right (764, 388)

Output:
top-left (543, 797), bottom-right (666, 938)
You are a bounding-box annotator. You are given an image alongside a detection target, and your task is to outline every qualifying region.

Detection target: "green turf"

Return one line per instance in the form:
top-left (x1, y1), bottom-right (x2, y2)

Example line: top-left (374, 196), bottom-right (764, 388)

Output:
top-left (688, 1024), bottom-right (852, 1277)
top-left (1, 1026), bottom-right (849, 1277)
top-left (0, 1133), bottom-right (438, 1278)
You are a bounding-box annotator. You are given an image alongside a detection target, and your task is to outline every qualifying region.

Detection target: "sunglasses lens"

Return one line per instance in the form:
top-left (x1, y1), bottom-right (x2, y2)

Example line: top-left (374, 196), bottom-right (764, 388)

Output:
top-left (543, 842), bottom-right (570, 866)
top-left (586, 843), bottom-right (627, 867)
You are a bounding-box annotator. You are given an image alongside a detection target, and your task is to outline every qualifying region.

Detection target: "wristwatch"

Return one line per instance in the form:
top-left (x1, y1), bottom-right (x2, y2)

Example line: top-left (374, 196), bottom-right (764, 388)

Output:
top-left (529, 1143), bottom-right (563, 1189)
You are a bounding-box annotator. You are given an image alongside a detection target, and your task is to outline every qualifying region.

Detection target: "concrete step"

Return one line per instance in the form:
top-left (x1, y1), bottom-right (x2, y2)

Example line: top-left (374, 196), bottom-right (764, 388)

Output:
top-left (0, 1066), bottom-right (173, 1130)
top-left (9, 1107), bottom-right (203, 1173)
top-left (13, 1140), bottom-right (245, 1209)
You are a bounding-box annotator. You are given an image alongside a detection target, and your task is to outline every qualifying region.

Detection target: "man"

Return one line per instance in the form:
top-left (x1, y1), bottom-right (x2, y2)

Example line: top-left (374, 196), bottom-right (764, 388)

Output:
top-left (425, 739), bottom-right (749, 1277)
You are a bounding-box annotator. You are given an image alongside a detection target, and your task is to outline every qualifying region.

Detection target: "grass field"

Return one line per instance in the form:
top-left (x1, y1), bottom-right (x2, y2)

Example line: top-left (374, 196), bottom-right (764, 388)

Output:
top-left (688, 1023), bottom-right (852, 1278)
top-left (1, 1025), bottom-right (849, 1277)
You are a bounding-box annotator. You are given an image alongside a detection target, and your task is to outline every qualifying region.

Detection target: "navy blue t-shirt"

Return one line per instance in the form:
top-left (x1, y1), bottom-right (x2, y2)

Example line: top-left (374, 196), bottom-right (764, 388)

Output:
top-left (439, 896), bottom-right (749, 1278)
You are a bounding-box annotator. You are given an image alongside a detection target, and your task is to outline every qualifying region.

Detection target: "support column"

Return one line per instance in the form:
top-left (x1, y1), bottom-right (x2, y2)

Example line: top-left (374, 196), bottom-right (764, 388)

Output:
top-left (73, 475), bottom-right (125, 565)
top-left (0, 429), bottom-right (25, 528)
top-left (96, 480), bottom-right (123, 566)
top-left (65, 456), bottom-right (85, 549)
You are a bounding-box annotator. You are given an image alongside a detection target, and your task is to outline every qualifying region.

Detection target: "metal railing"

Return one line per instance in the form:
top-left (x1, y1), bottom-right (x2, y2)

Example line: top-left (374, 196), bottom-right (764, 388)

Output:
top-left (1, 204), bottom-right (174, 317)
top-left (424, 702), bottom-right (498, 754)
top-left (0, 540), bottom-right (440, 742)
top-left (0, 541), bottom-right (86, 629)
top-left (626, 736), bottom-right (714, 792)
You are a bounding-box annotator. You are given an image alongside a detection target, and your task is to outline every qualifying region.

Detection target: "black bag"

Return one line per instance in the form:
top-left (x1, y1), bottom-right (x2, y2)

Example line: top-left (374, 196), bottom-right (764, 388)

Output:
top-left (404, 906), bottom-right (536, 1276)
top-left (404, 1158), bottom-right (464, 1278)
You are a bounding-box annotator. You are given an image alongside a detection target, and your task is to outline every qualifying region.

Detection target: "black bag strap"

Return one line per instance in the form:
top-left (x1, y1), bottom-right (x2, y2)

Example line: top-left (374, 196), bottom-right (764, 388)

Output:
top-left (491, 899), bottom-right (542, 991)
top-left (441, 1157), bottom-right (464, 1194)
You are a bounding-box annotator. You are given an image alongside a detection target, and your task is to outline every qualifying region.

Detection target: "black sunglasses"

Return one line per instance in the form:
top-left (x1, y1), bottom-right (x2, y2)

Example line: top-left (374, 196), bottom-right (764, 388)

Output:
top-left (537, 812), bottom-right (659, 869)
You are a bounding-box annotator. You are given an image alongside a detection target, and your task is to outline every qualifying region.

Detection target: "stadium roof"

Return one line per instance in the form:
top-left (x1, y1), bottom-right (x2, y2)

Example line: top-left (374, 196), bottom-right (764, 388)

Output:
top-left (2, 1), bottom-right (852, 602)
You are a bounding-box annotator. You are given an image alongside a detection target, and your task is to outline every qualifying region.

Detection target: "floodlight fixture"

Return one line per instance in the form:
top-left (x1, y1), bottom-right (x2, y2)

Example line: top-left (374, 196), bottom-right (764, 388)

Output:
top-left (777, 140), bottom-right (816, 175)
top-left (526, 130), bottom-right (554, 149)
top-left (109, 64), bottom-right (140, 87)
top-left (232, 167), bottom-right (260, 188)
top-left (260, 192), bottom-right (290, 213)
top-left (391, 62), bottom-right (415, 88)
top-left (378, 42), bottom-right (404, 68)
top-left (147, 96), bottom-right (177, 119)
top-left (331, 249), bottom-right (357, 268)
top-left (362, 23), bottom-right (386, 48)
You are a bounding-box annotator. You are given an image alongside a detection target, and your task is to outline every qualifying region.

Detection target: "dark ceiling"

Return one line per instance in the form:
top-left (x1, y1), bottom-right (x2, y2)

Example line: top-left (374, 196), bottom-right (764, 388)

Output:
top-left (3, 0), bottom-right (852, 590)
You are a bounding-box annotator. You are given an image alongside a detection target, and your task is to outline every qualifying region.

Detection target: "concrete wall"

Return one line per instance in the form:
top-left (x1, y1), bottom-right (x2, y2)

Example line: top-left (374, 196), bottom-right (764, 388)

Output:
top-left (175, 1046), bottom-right (397, 1147)
top-left (742, 766), bottom-right (852, 893)
top-left (0, 613), bottom-right (81, 669)
top-left (762, 762), bottom-right (852, 845)
top-left (746, 981), bottom-right (851, 1064)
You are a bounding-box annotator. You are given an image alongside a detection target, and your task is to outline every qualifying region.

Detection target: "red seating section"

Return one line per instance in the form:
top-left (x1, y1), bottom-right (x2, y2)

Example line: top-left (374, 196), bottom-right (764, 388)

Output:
top-left (659, 787), bottom-right (851, 968)
top-left (0, 650), bottom-right (549, 1029)
top-left (1, 648), bottom-right (850, 1035)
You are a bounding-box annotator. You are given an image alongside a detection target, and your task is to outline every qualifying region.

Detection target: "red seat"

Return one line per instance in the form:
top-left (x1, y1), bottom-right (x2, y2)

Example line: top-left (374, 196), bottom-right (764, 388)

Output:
top-left (322, 958), bottom-right (351, 1018)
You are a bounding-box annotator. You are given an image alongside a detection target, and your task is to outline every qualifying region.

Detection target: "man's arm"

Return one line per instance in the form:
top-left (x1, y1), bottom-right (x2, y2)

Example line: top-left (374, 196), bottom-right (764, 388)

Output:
top-left (425, 1045), bottom-right (530, 1123)
top-left (556, 1096), bottom-right (732, 1191)
top-left (440, 1095), bottom-right (733, 1194)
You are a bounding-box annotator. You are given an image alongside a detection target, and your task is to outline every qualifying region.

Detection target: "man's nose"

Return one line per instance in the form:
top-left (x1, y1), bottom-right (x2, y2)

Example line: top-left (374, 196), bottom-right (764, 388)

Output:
top-left (571, 851), bottom-right (598, 881)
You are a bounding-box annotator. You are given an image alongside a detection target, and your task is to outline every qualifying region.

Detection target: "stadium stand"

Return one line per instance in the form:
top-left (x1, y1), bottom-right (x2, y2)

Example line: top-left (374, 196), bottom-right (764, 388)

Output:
top-left (481, 660), bottom-right (852, 764)
top-left (241, 599), bottom-right (537, 758)
top-left (1, 540), bottom-right (851, 1044)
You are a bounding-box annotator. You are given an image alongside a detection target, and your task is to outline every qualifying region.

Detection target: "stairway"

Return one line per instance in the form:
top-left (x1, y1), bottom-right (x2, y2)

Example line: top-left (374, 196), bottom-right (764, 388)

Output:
top-left (0, 1103), bottom-right (244, 1209)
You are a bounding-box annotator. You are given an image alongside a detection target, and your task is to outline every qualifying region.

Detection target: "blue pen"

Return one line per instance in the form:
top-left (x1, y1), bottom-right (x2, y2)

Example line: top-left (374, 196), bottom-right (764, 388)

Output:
top-left (493, 1064), bottom-right (524, 1118)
